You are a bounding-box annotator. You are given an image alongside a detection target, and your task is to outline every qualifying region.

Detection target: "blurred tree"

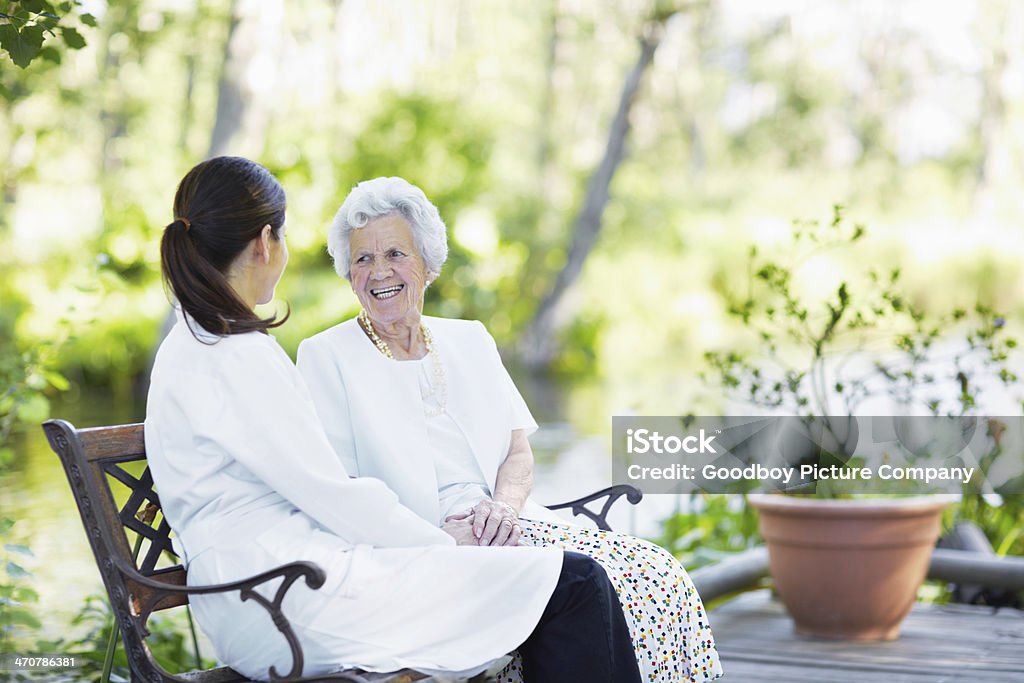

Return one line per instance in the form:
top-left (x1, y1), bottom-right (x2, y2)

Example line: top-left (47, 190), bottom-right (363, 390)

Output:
top-left (519, 3), bottom-right (686, 369)
top-left (207, 0), bottom-right (283, 159)
top-left (973, 0), bottom-right (1022, 209)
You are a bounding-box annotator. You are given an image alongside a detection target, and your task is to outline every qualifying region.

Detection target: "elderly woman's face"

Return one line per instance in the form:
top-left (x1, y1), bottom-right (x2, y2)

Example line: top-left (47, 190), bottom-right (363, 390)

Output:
top-left (349, 213), bottom-right (429, 325)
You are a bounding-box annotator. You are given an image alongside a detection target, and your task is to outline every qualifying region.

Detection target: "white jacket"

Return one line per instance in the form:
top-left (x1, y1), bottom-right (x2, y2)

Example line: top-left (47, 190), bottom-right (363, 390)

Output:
top-left (297, 316), bottom-right (563, 525)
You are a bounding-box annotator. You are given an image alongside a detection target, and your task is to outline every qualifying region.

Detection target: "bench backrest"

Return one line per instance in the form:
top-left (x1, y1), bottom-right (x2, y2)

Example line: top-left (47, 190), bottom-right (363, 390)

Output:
top-left (42, 419), bottom-right (186, 643)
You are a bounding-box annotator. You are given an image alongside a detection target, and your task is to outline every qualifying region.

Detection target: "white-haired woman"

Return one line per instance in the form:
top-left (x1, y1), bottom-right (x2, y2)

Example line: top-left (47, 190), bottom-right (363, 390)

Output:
top-left (297, 177), bottom-right (723, 683)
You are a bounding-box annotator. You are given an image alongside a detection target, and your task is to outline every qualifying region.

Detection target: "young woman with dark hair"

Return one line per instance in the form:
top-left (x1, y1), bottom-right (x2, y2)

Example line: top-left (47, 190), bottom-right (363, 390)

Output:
top-left (160, 155), bottom-right (289, 338)
top-left (144, 156), bottom-right (640, 683)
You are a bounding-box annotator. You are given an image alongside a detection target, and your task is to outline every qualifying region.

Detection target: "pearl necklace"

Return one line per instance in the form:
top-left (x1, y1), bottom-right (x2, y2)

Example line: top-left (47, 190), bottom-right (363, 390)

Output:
top-left (358, 309), bottom-right (447, 416)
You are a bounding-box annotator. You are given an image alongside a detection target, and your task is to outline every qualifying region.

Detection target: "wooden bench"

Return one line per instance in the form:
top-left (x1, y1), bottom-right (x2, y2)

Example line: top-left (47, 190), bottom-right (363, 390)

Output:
top-left (42, 418), bottom-right (642, 683)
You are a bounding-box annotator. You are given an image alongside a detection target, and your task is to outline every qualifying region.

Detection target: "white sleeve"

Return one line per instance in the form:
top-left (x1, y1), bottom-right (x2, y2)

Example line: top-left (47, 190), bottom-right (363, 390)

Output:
top-left (475, 321), bottom-right (538, 436)
top-left (192, 342), bottom-right (453, 548)
top-left (296, 337), bottom-right (359, 476)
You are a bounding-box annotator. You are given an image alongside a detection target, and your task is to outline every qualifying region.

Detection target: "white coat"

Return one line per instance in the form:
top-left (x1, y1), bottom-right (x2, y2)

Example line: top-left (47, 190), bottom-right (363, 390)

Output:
top-left (144, 313), bottom-right (562, 681)
top-left (296, 317), bottom-right (563, 525)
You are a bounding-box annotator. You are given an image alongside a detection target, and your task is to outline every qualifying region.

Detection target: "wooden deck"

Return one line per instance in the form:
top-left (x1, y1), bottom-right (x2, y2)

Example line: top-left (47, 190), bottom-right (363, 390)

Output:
top-left (710, 590), bottom-right (1024, 682)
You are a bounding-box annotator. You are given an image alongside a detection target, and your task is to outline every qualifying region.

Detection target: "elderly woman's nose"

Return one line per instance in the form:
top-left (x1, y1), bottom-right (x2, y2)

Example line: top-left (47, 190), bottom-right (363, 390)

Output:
top-left (371, 259), bottom-right (392, 278)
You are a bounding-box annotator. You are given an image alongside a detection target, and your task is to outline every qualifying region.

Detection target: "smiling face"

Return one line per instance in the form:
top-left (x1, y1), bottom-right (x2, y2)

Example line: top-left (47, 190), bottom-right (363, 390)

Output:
top-left (349, 213), bottom-right (430, 326)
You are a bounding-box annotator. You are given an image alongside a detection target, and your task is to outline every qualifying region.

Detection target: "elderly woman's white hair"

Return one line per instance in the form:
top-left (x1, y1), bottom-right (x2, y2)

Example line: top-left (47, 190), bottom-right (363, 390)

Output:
top-left (327, 177), bottom-right (448, 281)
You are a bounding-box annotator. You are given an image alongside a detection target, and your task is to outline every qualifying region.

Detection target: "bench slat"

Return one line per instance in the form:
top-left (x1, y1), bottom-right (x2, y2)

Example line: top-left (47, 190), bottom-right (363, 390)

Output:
top-left (78, 422), bottom-right (145, 462)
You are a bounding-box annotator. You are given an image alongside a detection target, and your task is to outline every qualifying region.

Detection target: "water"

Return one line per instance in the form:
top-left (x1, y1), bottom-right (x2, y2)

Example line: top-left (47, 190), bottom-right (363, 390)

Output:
top-left (2, 378), bottom-right (680, 646)
top-left (1, 392), bottom-right (142, 641)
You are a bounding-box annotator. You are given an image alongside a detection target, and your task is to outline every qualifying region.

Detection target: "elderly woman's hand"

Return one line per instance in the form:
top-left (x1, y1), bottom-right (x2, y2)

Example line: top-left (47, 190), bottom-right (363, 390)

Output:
top-left (470, 500), bottom-right (522, 547)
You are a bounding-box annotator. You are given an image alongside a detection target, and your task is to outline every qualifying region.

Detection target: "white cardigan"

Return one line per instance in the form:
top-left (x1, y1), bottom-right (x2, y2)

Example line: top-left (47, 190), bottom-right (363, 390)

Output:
top-left (145, 313), bottom-right (561, 679)
top-left (297, 316), bottom-right (561, 525)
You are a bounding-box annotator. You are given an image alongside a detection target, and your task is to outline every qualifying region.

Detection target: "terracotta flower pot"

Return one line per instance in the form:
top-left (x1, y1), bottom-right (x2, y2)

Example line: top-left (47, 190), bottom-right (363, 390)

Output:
top-left (748, 493), bottom-right (950, 640)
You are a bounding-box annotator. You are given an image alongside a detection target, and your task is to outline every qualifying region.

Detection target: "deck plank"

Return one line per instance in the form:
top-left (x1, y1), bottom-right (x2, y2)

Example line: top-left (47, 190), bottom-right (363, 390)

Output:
top-left (710, 590), bottom-right (1024, 682)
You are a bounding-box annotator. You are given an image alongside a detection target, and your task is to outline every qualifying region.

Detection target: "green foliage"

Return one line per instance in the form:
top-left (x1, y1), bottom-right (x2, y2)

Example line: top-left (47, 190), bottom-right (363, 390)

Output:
top-left (0, 342), bottom-right (67, 468)
top-left (0, 0), bottom-right (92, 69)
top-left (0, 518), bottom-right (48, 657)
top-left (701, 206), bottom-right (1020, 500)
top-left (1, 519), bottom-right (211, 679)
top-left (63, 594), bottom-right (214, 679)
top-left (704, 205), bottom-right (1018, 418)
top-left (658, 494), bottom-right (761, 567)
top-left (956, 419), bottom-right (1024, 557)
top-left (0, 258), bottom-right (68, 466)
top-left (552, 311), bottom-right (605, 376)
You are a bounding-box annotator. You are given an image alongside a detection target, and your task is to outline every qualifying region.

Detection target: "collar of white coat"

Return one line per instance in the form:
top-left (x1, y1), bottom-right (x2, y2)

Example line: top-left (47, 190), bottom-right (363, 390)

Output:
top-left (173, 305), bottom-right (221, 343)
top-left (172, 304), bottom-right (275, 346)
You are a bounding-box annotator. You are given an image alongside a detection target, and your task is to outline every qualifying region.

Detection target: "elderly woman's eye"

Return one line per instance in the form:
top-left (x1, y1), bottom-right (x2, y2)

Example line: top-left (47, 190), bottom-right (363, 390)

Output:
top-left (355, 254), bottom-right (370, 264)
top-left (389, 250), bottom-right (405, 258)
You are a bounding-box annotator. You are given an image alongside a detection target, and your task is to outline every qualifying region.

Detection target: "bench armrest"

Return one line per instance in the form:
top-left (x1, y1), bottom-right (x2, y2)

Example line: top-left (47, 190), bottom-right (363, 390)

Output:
top-left (545, 485), bottom-right (643, 531)
top-left (109, 553), bottom-right (323, 681)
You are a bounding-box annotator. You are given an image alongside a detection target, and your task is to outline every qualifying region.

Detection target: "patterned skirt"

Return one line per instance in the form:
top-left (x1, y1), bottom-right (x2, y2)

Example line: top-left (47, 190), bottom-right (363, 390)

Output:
top-left (497, 519), bottom-right (724, 683)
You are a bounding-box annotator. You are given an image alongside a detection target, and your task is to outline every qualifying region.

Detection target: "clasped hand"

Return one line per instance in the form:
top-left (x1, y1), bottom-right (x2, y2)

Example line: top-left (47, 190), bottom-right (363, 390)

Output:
top-left (443, 499), bottom-right (522, 546)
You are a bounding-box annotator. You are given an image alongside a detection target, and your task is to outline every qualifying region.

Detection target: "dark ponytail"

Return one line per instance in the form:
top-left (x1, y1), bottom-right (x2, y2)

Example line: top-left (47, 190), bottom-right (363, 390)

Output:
top-left (160, 156), bottom-right (289, 340)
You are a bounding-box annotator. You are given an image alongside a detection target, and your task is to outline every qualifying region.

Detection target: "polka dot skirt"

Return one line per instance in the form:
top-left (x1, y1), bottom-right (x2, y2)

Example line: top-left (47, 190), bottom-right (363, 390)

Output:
top-left (498, 519), bottom-right (724, 682)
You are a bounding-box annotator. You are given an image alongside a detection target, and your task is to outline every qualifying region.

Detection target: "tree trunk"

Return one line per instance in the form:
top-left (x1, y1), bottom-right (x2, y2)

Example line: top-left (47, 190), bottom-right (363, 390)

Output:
top-left (536, 0), bottom-right (559, 193)
top-left (681, 4), bottom-right (713, 181)
top-left (973, 0), bottom-right (1019, 211)
top-left (518, 22), bottom-right (669, 369)
top-left (177, 1), bottom-right (208, 153)
top-left (0, 113), bottom-right (19, 235)
top-left (206, 0), bottom-right (282, 159)
top-left (96, 2), bottom-right (133, 178)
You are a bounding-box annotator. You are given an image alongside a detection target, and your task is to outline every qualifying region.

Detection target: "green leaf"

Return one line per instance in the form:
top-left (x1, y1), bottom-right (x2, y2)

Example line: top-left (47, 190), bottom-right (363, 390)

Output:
top-left (6, 609), bottom-right (43, 629)
top-left (4, 543), bottom-right (34, 557)
top-left (0, 23), bottom-right (44, 68)
top-left (26, 370), bottom-right (47, 390)
top-left (37, 44), bottom-right (60, 63)
top-left (6, 560), bottom-right (31, 578)
top-left (15, 393), bottom-right (50, 424)
top-left (0, 518), bottom-right (14, 534)
top-left (40, 369), bottom-right (69, 391)
top-left (80, 13), bottom-right (97, 27)
top-left (60, 26), bottom-right (85, 49)
top-left (13, 585), bottom-right (38, 602)
top-left (19, 0), bottom-right (48, 13)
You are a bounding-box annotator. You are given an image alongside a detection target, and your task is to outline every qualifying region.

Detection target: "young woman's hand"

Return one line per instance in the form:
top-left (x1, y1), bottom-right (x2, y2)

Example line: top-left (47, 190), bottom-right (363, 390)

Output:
top-left (441, 516), bottom-right (479, 545)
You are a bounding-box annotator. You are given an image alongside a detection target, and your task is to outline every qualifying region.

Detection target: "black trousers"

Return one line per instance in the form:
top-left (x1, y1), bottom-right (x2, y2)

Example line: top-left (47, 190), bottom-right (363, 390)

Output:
top-left (517, 551), bottom-right (641, 683)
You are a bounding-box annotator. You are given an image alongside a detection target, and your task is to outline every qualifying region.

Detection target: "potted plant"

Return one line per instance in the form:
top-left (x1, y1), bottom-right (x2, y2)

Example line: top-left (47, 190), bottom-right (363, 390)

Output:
top-left (703, 206), bottom-right (1019, 640)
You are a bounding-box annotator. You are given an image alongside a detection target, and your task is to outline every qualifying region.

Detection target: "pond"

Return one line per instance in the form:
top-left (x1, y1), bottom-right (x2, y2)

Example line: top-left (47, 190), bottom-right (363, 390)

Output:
top-left (2, 373), bottom-right (685, 645)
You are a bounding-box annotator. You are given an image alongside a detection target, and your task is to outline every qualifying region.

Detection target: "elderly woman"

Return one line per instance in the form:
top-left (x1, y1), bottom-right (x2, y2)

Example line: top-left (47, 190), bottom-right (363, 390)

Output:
top-left (297, 177), bottom-right (723, 683)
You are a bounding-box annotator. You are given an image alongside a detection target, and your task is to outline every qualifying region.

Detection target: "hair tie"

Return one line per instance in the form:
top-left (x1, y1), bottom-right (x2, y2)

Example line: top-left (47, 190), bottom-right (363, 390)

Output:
top-left (176, 216), bottom-right (191, 231)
